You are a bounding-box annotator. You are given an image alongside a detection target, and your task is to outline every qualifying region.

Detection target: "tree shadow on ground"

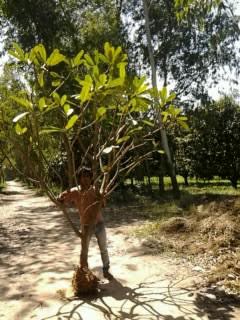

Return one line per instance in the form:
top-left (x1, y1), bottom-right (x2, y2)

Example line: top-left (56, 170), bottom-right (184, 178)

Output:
top-left (0, 188), bottom-right (152, 309)
top-left (0, 190), bottom-right (23, 195)
top-left (39, 278), bottom-right (240, 320)
top-left (0, 200), bottom-right (81, 299)
top-left (17, 204), bottom-right (59, 213)
top-left (195, 287), bottom-right (240, 320)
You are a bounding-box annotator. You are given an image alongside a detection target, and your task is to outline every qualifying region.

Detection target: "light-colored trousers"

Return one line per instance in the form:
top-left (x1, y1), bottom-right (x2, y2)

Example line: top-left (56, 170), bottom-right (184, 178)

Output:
top-left (80, 221), bottom-right (110, 270)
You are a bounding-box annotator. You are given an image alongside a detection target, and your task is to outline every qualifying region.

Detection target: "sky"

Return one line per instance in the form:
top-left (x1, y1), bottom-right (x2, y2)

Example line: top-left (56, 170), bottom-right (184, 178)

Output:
top-left (0, 1), bottom-right (239, 101)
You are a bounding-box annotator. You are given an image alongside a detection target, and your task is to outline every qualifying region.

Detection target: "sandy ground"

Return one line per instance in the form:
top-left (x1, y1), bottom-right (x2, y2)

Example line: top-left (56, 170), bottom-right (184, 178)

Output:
top-left (0, 181), bottom-right (239, 320)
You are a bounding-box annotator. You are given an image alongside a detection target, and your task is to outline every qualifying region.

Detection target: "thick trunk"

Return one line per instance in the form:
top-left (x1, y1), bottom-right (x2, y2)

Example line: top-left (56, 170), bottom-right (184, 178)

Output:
top-left (142, 0), bottom-right (180, 198)
top-left (230, 176), bottom-right (238, 189)
top-left (130, 177), bottom-right (134, 187)
top-left (145, 161), bottom-right (152, 194)
top-left (158, 174), bottom-right (165, 193)
top-left (183, 175), bottom-right (189, 186)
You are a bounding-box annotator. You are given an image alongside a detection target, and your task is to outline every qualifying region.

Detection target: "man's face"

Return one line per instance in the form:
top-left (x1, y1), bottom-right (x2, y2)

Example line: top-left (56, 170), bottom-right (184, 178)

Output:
top-left (79, 174), bottom-right (92, 189)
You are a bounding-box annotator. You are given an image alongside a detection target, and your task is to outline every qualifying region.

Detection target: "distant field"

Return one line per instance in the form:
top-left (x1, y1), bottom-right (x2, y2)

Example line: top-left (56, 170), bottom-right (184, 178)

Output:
top-left (125, 176), bottom-right (240, 194)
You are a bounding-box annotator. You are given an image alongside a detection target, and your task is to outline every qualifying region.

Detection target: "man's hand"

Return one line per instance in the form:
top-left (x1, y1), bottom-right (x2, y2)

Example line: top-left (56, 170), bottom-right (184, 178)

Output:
top-left (57, 195), bottom-right (64, 203)
top-left (57, 189), bottom-right (77, 204)
top-left (57, 190), bottom-right (69, 203)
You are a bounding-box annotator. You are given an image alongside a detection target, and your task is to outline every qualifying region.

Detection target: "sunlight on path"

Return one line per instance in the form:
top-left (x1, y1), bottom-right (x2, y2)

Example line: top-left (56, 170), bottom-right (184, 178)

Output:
top-left (0, 181), bottom-right (239, 320)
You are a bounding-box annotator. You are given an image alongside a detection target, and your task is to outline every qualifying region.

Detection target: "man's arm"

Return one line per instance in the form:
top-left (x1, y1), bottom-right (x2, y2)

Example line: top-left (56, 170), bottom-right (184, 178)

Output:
top-left (57, 189), bottom-right (78, 204)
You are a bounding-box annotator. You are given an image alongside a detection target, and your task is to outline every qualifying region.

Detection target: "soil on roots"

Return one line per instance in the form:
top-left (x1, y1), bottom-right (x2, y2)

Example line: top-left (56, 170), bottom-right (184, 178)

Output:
top-left (72, 266), bottom-right (99, 295)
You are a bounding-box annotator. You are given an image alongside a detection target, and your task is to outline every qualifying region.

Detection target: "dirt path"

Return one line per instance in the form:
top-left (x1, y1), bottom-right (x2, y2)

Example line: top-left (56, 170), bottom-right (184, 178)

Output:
top-left (0, 181), bottom-right (239, 320)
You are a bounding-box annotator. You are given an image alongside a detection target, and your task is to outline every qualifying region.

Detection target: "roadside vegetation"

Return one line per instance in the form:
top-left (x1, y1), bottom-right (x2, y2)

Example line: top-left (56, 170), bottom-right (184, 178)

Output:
top-left (115, 177), bottom-right (240, 295)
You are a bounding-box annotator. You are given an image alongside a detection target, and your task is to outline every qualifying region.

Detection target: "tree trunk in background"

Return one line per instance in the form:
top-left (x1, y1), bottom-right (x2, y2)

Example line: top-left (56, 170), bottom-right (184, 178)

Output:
top-left (230, 175), bottom-right (238, 189)
top-left (145, 160), bottom-right (152, 194)
top-left (142, 0), bottom-right (180, 198)
top-left (183, 175), bottom-right (189, 186)
top-left (158, 174), bottom-right (165, 193)
top-left (131, 177), bottom-right (134, 188)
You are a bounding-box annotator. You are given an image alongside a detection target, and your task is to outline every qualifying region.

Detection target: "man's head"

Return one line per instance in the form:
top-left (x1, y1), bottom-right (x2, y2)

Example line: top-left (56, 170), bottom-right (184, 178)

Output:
top-left (78, 167), bottom-right (93, 189)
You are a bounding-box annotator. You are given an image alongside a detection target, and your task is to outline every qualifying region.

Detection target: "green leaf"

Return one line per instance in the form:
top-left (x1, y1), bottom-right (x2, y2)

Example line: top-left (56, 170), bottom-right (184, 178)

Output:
top-left (13, 112), bottom-right (29, 123)
top-left (178, 116), bottom-right (188, 121)
top-left (63, 104), bottom-right (73, 116)
top-left (84, 74), bottom-right (92, 85)
top-left (93, 65), bottom-right (99, 78)
top-left (178, 120), bottom-right (190, 130)
top-left (38, 71), bottom-right (44, 87)
top-left (84, 53), bottom-right (94, 66)
top-left (50, 72), bottom-right (61, 78)
top-left (40, 126), bottom-right (65, 135)
top-left (15, 123), bottom-right (27, 135)
top-left (65, 115), bottom-right (78, 130)
top-left (112, 46), bottom-right (122, 63)
top-left (98, 53), bottom-right (108, 63)
top-left (169, 105), bottom-right (181, 116)
top-left (73, 50), bottom-right (84, 66)
top-left (28, 48), bottom-right (37, 64)
top-left (162, 111), bottom-right (169, 122)
top-left (52, 92), bottom-right (61, 104)
top-left (117, 62), bottom-right (127, 80)
top-left (142, 120), bottom-right (154, 127)
top-left (96, 107), bottom-right (107, 120)
top-left (38, 97), bottom-right (46, 111)
top-left (11, 43), bottom-right (25, 60)
top-left (166, 92), bottom-right (176, 103)
top-left (11, 96), bottom-right (33, 110)
top-left (63, 104), bottom-right (70, 114)
top-left (117, 136), bottom-right (130, 144)
top-left (157, 150), bottom-right (165, 154)
top-left (99, 74), bottom-right (107, 86)
top-left (150, 87), bottom-right (159, 98)
top-left (104, 42), bottom-right (111, 60)
top-left (78, 76), bottom-right (93, 103)
top-left (52, 80), bottom-right (61, 87)
top-left (128, 126), bottom-right (143, 135)
top-left (46, 49), bottom-right (66, 66)
top-left (131, 97), bottom-right (150, 112)
top-left (60, 95), bottom-right (67, 106)
top-left (79, 84), bottom-right (91, 102)
top-left (159, 86), bottom-right (168, 105)
top-left (8, 50), bottom-right (22, 61)
top-left (133, 76), bottom-right (145, 89)
top-left (34, 44), bottom-right (47, 62)
top-left (108, 78), bottom-right (123, 88)
top-left (94, 50), bottom-right (100, 64)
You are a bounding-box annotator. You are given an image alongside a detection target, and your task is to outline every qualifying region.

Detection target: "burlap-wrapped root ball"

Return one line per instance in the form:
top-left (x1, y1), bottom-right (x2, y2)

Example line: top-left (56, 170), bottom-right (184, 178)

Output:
top-left (72, 266), bottom-right (99, 295)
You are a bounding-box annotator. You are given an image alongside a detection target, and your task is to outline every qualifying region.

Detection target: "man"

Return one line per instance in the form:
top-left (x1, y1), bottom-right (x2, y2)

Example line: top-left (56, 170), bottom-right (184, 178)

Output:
top-left (58, 167), bottom-right (113, 279)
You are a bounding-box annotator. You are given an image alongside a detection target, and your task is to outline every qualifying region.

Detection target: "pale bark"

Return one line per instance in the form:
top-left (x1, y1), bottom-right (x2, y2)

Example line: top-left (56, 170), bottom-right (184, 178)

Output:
top-left (142, 0), bottom-right (180, 198)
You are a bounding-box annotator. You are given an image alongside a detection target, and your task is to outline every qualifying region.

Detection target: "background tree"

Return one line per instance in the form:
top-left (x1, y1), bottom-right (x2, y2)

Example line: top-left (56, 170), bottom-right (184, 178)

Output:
top-left (141, 0), bottom-right (180, 198)
top-left (124, 0), bottom-right (240, 102)
top-left (174, 96), bottom-right (240, 188)
top-left (0, 0), bottom-right (124, 54)
top-left (0, 65), bottom-right (26, 180)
